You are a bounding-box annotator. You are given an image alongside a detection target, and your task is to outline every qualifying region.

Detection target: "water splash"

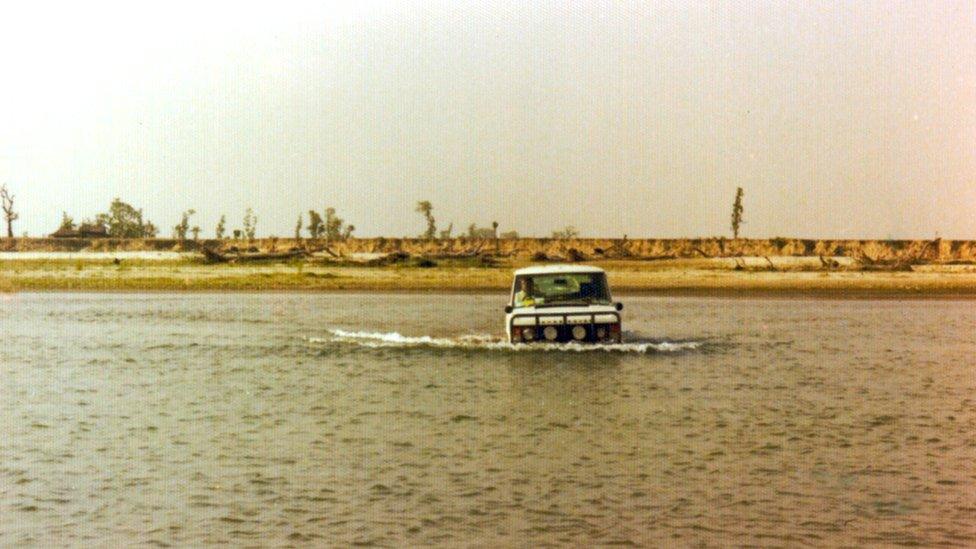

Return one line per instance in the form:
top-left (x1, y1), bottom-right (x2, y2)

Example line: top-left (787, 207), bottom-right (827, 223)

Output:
top-left (309, 329), bottom-right (702, 354)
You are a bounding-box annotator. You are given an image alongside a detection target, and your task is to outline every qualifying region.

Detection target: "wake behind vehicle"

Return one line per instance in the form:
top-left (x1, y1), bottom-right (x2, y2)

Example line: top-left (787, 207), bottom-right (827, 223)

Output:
top-left (505, 265), bottom-right (623, 344)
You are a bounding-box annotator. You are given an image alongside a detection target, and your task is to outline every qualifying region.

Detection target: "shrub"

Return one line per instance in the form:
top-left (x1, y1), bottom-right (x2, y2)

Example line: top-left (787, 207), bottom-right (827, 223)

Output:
top-left (566, 248), bottom-right (587, 262)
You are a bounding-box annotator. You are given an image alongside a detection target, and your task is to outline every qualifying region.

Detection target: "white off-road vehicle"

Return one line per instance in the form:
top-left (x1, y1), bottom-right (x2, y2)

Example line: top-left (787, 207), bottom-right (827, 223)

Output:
top-left (504, 265), bottom-right (623, 344)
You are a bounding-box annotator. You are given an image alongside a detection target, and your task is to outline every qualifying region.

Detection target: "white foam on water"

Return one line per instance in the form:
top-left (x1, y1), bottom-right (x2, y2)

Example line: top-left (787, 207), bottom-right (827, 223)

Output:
top-left (309, 329), bottom-right (702, 354)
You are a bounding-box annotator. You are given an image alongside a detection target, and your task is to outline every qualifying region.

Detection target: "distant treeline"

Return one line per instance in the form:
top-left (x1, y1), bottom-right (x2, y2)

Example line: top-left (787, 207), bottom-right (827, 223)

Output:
top-left (5, 186), bottom-right (759, 242)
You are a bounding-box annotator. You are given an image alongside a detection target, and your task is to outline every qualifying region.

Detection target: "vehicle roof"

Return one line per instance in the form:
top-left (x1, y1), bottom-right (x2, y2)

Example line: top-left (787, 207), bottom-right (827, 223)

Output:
top-left (514, 264), bottom-right (606, 276)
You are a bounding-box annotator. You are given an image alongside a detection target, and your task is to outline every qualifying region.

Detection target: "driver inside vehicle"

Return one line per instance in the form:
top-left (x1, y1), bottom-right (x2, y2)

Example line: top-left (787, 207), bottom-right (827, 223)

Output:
top-left (514, 278), bottom-right (536, 307)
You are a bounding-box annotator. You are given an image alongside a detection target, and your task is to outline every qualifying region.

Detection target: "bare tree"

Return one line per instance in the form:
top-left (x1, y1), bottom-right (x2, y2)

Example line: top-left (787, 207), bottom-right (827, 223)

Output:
top-left (731, 187), bottom-right (744, 239)
top-left (1, 184), bottom-right (19, 238)
top-left (439, 222), bottom-right (454, 239)
top-left (551, 226), bottom-right (579, 238)
top-left (467, 223), bottom-right (496, 238)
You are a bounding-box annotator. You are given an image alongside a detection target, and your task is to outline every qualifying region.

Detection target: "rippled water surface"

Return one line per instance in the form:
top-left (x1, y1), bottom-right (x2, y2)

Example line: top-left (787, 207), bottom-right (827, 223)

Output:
top-left (1, 293), bottom-right (975, 547)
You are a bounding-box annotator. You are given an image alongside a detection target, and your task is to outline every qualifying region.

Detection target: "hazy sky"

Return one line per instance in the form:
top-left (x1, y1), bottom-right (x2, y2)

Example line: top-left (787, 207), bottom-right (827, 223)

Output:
top-left (1, 1), bottom-right (974, 239)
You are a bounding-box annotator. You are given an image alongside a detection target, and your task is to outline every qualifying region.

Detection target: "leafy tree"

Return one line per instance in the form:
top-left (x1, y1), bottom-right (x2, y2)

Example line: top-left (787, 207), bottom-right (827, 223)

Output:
top-left (320, 207), bottom-right (356, 240)
top-left (59, 212), bottom-right (76, 232)
top-left (492, 221), bottom-right (499, 238)
top-left (173, 209), bottom-right (196, 240)
top-left (307, 210), bottom-right (324, 238)
top-left (415, 201), bottom-right (436, 239)
top-left (324, 207), bottom-right (344, 241)
top-left (243, 208), bottom-right (257, 240)
top-left (551, 226), bottom-right (579, 238)
top-left (95, 198), bottom-right (157, 238)
top-left (215, 215), bottom-right (226, 239)
top-left (295, 214), bottom-right (303, 240)
top-left (1, 184), bottom-right (18, 238)
top-left (191, 226), bottom-right (200, 240)
top-left (233, 229), bottom-right (242, 240)
top-left (731, 187), bottom-right (744, 239)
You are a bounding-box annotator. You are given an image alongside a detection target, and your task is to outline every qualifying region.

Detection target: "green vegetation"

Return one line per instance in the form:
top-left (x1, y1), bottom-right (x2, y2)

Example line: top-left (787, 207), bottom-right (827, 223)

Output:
top-left (324, 207), bottom-right (354, 240)
top-left (98, 198), bottom-right (158, 237)
top-left (59, 212), bottom-right (75, 232)
top-left (53, 198), bottom-right (159, 237)
top-left (173, 209), bottom-right (196, 241)
top-left (243, 208), bottom-right (257, 240)
top-left (215, 215), bottom-right (226, 239)
top-left (307, 210), bottom-right (323, 238)
top-left (303, 208), bottom-right (353, 240)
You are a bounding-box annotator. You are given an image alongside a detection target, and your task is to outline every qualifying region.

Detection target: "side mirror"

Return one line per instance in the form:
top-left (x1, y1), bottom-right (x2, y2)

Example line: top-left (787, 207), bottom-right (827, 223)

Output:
top-left (615, 302), bottom-right (624, 311)
top-left (505, 305), bottom-right (514, 313)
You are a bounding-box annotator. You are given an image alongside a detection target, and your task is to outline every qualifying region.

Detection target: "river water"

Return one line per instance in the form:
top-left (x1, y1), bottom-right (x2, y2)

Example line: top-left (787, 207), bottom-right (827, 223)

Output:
top-left (1, 293), bottom-right (974, 547)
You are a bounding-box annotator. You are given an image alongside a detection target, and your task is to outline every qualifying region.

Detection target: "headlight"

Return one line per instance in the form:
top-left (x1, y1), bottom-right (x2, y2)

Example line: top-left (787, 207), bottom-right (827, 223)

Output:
top-left (543, 326), bottom-right (558, 341)
top-left (523, 327), bottom-right (535, 341)
top-left (596, 327), bottom-right (607, 339)
top-left (571, 325), bottom-right (587, 340)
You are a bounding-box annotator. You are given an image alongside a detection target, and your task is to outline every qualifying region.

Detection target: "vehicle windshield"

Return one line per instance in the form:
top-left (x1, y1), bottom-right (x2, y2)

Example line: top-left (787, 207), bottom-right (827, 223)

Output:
top-left (512, 272), bottom-right (611, 308)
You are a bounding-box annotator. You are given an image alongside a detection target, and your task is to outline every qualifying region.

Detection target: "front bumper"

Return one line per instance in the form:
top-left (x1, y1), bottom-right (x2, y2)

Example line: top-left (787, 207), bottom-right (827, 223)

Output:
top-left (508, 312), bottom-right (622, 343)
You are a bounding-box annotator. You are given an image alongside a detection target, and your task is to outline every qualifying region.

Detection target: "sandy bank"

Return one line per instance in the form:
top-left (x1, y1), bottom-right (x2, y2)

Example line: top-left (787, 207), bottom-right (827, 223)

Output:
top-left (5, 236), bottom-right (976, 263)
top-left (0, 251), bottom-right (191, 261)
top-left (2, 257), bottom-right (975, 297)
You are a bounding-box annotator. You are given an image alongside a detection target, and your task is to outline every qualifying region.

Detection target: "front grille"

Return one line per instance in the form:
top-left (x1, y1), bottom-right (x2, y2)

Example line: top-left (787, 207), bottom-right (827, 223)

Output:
top-left (510, 312), bottom-right (621, 343)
